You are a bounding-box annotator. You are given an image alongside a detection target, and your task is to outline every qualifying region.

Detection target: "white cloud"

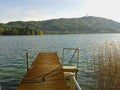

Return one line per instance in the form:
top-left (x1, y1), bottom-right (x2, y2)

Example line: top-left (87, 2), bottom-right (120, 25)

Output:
top-left (1, 7), bottom-right (50, 22)
top-left (22, 10), bottom-right (43, 21)
top-left (84, 0), bottom-right (120, 22)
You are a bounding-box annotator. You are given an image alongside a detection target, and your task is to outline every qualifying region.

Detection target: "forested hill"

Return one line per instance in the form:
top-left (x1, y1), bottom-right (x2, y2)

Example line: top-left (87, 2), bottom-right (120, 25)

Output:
top-left (1, 16), bottom-right (120, 35)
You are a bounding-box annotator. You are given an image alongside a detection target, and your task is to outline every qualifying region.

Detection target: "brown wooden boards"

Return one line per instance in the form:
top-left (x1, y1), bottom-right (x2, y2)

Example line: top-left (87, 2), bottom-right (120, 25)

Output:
top-left (17, 52), bottom-right (69, 90)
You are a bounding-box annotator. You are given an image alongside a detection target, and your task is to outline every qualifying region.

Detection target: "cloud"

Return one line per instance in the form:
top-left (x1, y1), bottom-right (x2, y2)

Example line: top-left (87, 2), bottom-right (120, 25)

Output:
top-left (22, 10), bottom-right (46, 21)
top-left (0, 7), bottom-right (50, 22)
top-left (84, 0), bottom-right (120, 21)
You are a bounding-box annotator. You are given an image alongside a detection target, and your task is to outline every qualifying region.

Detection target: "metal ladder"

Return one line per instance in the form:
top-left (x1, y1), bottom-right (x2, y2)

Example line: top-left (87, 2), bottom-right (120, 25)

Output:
top-left (62, 48), bottom-right (81, 90)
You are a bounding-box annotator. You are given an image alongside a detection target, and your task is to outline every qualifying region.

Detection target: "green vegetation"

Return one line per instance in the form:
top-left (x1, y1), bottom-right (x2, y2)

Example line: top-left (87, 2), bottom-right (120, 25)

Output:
top-left (1, 16), bottom-right (120, 35)
top-left (92, 41), bottom-right (120, 90)
top-left (0, 27), bottom-right (43, 35)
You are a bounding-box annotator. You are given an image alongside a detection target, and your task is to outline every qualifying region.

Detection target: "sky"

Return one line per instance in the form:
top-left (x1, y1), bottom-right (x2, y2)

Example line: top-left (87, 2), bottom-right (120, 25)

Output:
top-left (0, 0), bottom-right (120, 23)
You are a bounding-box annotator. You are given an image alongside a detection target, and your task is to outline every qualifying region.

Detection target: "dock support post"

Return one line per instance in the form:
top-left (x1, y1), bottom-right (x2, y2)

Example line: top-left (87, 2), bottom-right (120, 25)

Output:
top-left (62, 49), bottom-right (64, 66)
top-left (26, 52), bottom-right (29, 71)
top-left (77, 48), bottom-right (79, 68)
top-left (70, 73), bottom-right (76, 90)
top-left (0, 84), bottom-right (1, 90)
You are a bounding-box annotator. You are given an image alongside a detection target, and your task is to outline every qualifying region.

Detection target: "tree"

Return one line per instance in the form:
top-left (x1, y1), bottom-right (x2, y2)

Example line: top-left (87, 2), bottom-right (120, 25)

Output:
top-left (0, 28), bottom-right (4, 35)
top-left (37, 30), bottom-right (43, 35)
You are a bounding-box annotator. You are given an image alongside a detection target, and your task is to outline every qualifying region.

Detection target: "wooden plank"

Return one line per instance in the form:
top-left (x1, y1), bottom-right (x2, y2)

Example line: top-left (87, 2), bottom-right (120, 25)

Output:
top-left (63, 66), bottom-right (78, 79)
top-left (63, 66), bottom-right (78, 72)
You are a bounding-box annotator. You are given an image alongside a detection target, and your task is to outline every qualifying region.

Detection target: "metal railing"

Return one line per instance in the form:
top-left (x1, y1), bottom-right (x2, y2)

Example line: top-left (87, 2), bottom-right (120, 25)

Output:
top-left (70, 73), bottom-right (81, 90)
top-left (62, 48), bottom-right (80, 67)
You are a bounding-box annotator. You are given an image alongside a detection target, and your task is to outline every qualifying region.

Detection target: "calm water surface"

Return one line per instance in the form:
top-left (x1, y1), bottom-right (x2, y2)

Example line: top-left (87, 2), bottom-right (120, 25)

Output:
top-left (0, 34), bottom-right (120, 90)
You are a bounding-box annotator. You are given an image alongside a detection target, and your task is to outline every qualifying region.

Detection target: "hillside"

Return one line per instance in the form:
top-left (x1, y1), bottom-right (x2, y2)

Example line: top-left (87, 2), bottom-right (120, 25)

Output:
top-left (0, 16), bottom-right (120, 35)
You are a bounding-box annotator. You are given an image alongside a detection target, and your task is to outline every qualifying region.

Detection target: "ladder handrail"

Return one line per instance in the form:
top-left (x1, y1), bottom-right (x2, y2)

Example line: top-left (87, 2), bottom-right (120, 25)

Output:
top-left (62, 48), bottom-right (80, 67)
top-left (68, 49), bottom-right (77, 65)
top-left (70, 73), bottom-right (81, 90)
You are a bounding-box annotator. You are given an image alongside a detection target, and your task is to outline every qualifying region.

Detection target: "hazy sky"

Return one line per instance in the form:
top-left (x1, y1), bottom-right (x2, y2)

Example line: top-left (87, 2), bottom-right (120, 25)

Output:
top-left (0, 0), bottom-right (120, 23)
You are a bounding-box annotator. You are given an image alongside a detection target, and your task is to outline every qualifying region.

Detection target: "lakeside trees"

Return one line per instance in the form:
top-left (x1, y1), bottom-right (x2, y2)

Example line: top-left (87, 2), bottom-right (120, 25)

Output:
top-left (0, 27), bottom-right (43, 35)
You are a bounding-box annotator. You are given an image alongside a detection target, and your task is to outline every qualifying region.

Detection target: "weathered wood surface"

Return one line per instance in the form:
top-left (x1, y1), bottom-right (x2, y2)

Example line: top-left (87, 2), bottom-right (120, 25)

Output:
top-left (17, 52), bottom-right (69, 90)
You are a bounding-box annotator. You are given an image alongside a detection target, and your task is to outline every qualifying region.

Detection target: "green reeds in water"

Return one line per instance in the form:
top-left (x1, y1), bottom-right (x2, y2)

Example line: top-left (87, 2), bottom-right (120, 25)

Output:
top-left (92, 41), bottom-right (120, 90)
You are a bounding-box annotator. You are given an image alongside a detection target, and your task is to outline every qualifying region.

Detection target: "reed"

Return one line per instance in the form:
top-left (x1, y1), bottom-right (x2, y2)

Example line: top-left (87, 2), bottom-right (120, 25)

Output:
top-left (92, 41), bottom-right (120, 90)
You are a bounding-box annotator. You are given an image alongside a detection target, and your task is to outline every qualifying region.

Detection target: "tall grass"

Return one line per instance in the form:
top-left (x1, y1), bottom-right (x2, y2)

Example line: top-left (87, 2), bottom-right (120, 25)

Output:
top-left (92, 41), bottom-right (120, 90)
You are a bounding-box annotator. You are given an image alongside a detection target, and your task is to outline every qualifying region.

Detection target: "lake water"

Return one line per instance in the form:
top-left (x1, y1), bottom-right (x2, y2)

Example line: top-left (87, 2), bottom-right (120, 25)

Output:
top-left (0, 34), bottom-right (120, 90)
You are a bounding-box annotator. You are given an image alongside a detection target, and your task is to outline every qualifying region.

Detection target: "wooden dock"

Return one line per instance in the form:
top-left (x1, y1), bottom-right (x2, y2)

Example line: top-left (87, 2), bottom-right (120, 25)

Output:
top-left (17, 52), bottom-right (69, 90)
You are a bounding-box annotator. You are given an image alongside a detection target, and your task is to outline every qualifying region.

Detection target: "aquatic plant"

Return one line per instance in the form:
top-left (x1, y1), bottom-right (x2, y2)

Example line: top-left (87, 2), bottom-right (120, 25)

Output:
top-left (92, 41), bottom-right (120, 90)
